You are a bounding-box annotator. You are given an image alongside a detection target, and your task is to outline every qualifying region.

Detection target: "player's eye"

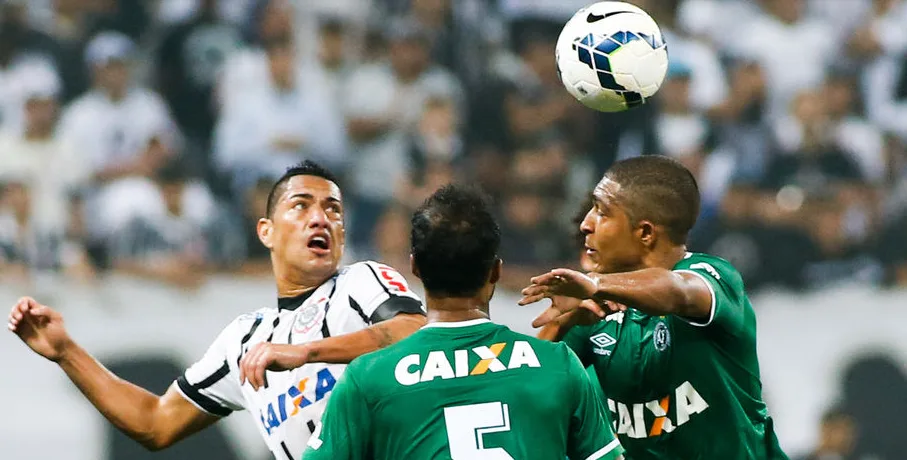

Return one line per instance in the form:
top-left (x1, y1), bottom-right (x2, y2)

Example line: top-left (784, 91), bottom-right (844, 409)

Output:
top-left (294, 202), bottom-right (307, 210)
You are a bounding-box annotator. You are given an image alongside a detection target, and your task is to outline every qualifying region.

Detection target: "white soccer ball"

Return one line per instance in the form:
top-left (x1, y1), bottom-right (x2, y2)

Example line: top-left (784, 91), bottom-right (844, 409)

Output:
top-left (555, 1), bottom-right (669, 112)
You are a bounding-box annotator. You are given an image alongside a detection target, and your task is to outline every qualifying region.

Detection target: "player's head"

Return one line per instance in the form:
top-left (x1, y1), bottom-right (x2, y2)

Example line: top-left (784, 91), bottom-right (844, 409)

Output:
top-left (410, 184), bottom-right (502, 305)
top-left (257, 160), bottom-right (344, 284)
top-left (580, 155), bottom-right (700, 273)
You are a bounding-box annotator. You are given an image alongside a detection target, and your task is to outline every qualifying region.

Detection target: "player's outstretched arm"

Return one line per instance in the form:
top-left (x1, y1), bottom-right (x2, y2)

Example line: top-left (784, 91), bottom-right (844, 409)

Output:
top-left (240, 313), bottom-right (425, 390)
top-left (520, 268), bottom-right (712, 325)
top-left (7, 297), bottom-right (219, 450)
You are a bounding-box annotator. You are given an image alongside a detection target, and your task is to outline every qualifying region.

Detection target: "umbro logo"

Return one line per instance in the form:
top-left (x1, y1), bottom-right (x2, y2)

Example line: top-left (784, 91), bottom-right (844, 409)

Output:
top-left (590, 332), bottom-right (616, 347)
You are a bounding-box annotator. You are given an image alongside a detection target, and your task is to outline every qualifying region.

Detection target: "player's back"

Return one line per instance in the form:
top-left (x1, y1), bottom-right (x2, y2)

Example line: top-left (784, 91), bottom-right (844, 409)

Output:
top-left (337, 318), bottom-right (621, 460)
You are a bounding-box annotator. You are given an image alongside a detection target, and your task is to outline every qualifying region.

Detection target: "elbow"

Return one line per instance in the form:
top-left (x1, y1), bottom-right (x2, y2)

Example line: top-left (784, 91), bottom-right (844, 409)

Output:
top-left (140, 440), bottom-right (167, 452)
top-left (137, 433), bottom-right (173, 452)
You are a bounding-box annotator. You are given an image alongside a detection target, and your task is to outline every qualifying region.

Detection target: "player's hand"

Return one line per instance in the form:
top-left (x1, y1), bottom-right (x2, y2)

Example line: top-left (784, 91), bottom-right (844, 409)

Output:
top-left (239, 343), bottom-right (312, 391)
top-left (518, 268), bottom-right (600, 305)
top-left (530, 297), bottom-right (625, 328)
top-left (7, 297), bottom-right (74, 362)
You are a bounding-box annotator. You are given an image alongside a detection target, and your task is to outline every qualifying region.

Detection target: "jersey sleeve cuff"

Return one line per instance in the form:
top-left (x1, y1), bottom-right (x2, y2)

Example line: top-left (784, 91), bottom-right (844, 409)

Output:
top-left (586, 439), bottom-right (624, 460)
top-left (369, 297), bottom-right (425, 324)
top-left (176, 376), bottom-right (234, 417)
top-left (673, 269), bottom-right (716, 327)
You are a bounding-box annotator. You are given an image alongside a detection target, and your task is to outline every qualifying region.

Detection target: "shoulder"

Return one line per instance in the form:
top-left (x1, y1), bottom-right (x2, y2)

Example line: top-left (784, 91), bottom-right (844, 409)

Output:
top-left (219, 307), bottom-right (274, 339)
top-left (130, 88), bottom-right (170, 110)
top-left (674, 252), bottom-right (743, 286)
top-left (61, 93), bottom-right (101, 118)
top-left (339, 260), bottom-right (408, 288)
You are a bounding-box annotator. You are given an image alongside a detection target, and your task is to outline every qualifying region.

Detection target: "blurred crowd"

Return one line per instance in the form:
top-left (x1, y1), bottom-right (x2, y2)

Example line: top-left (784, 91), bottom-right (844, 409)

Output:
top-left (0, 0), bottom-right (905, 291)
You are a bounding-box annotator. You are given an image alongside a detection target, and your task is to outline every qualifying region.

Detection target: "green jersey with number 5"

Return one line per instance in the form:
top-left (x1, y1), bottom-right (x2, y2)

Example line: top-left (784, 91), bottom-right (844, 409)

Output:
top-left (562, 253), bottom-right (788, 459)
top-left (302, 318), bottom-right (624, 460)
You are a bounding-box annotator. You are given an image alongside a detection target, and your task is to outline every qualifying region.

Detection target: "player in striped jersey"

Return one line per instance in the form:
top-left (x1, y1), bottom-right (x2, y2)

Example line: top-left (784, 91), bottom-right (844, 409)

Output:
top-left (7, 161), bottom-right (426, 459)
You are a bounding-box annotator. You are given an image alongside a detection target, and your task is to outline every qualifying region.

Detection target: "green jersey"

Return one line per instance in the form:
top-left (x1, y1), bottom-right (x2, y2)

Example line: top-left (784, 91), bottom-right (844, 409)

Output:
top-left (303, 318), bottom-right (624, 460)
top-left (563, 253), bottom-right (787, 460)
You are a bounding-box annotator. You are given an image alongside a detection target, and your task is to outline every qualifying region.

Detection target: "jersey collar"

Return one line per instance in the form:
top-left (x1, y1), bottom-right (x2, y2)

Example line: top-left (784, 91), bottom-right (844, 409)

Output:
top-left (277, 289), bottom-right (317, 311)
top-left (422, 318), bottom-right (491, 329)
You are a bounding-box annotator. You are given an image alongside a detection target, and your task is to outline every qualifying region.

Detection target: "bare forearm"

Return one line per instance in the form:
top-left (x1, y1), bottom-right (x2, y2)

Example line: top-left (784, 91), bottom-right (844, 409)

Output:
top-left (307, 314), bottom-right (425, 363)
top-left (57, 344), bottom-right (164, 448)
top-left (591, 268), bottom-right (695, 317)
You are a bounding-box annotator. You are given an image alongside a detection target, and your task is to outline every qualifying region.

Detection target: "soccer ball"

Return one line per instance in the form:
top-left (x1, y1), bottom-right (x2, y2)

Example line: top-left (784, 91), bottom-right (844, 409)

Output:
top-left (555, 1), bottom-right (668, 112)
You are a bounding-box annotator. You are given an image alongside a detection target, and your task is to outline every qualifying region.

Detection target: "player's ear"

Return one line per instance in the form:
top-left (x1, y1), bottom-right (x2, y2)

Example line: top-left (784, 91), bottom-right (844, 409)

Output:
top-left (489, 258), bottom-right (502, 284)
top-left (410, 254), bottom-right (421, 280)
top-left (637, 220), bottom-right (656, 249)
top-left (257, 218), bottom-right (274, 250)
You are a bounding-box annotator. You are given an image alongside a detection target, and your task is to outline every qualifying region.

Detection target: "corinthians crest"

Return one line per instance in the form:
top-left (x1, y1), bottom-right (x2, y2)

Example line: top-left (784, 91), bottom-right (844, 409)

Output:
top-left (294, 299), bottom-right (324, 334)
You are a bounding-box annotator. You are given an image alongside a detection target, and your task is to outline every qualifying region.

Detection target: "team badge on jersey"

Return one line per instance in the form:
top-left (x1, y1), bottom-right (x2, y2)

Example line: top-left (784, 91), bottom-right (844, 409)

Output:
top-left (653, 321), bottom-right (671, 352)
top-left (294, 298), bottom-right (325, 334)
top-left (590, 332), bottom-right (617, 356)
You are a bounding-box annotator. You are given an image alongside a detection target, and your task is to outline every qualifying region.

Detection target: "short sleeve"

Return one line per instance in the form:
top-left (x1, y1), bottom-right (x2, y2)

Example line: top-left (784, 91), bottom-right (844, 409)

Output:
top-left (302, 368), bottom-right (371, 460)
top-left (175, 317), bottom-right (248, 416)
top-left (673, 255), bottom-right (747, 333)
top-left (561, 324), bottom-right (594, 367)
top-left (347, 261), bottom-right (424, 324)
top-left (564, 346), bottom-right (624, 460)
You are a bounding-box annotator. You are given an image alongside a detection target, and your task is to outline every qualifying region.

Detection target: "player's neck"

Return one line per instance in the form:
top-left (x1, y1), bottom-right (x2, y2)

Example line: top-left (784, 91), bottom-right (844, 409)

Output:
top-left (424, 295), bottom-right (490, 324)
top-left (643, 244), bottom-right (688, 270)
top-left (273, 268), bottom-right (333, 298)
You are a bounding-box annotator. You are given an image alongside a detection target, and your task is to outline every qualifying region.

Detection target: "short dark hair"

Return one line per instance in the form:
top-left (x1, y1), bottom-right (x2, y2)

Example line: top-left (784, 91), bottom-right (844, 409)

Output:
top-left (605, 155), bottom-right (700, 244)
top-left (266, 160), bottom-right (340, 218)
top-left (411, 184), bottom-right (501, 297)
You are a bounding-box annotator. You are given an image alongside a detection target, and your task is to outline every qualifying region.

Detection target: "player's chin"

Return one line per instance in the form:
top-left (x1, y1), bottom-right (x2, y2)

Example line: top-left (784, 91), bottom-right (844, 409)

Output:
top-left (580, 248), bottom-right (599, 272)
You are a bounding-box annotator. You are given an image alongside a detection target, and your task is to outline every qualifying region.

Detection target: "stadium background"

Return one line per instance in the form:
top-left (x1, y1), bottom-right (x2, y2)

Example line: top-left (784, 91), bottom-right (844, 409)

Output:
top-left (0, 0), bottom-right (905, 459)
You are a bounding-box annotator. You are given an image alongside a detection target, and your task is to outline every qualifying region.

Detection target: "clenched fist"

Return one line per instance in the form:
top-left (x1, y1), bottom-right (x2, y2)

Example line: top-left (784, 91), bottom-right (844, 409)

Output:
top-left (7, 297), bottom-right (74, 362)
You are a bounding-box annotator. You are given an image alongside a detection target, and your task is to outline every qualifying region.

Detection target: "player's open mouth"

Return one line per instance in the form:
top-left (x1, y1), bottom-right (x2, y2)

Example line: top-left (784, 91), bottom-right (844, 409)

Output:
top-left (307, 233), bottom-right (331, 255)
top-left (584, 245), bottom-right (597, 256)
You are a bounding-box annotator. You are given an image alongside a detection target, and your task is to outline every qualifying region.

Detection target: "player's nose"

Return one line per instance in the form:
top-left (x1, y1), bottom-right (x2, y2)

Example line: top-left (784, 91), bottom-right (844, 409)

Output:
top-left (307, 206), bottom-right (330, 228)
top-left (579, 210), bottom-right (595, 235)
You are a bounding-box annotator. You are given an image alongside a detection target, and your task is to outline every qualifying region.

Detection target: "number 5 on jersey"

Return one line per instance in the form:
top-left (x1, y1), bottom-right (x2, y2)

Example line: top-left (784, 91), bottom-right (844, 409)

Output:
top-left (444, 402), bottom-right (514, 460)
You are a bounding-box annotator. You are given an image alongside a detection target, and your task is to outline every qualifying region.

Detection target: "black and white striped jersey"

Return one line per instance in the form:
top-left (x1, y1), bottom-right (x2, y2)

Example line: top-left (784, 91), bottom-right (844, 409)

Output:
top-left (174, 261), bottom-right (424, 459)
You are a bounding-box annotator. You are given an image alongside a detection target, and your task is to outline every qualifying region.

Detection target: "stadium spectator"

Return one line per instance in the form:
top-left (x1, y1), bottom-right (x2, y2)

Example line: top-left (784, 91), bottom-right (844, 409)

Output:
top-left (0, 64), bottom-right (88, 230)
top-left (628, 0), bottom-right (729, 113)
top-left (58, 31), bottom-right (181, 243)
top-left (341, 16), bottom-right (463, 255)
top-left (0, 1), bottom-right (62, 133)
top-left (728, 0), bottom-right (836, 119)
top-left (233, 177), bottom-right (278, 275)
top-left (371, 204), bottom-right (414, 284)
top-left (217, 0), bottom-right (295, 109)
top-left (823, 71), bottom-right (888, 184)
top-left (652, 60), bottom-right (735, 221)
top-left (0, 179), bottom-right (94, 282)
top-left (497, 142), bottom-right (574, 291)
top-left (214, 35), bottom-right (347, 197)
top-left (793, 407), bottom-right (858, 460)
top-left (109, 159), bottom-right (232, 289)
top-left (864, 53), bottom-right (907, 144)
top-left (155, 0), bottom-right (243, 154)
